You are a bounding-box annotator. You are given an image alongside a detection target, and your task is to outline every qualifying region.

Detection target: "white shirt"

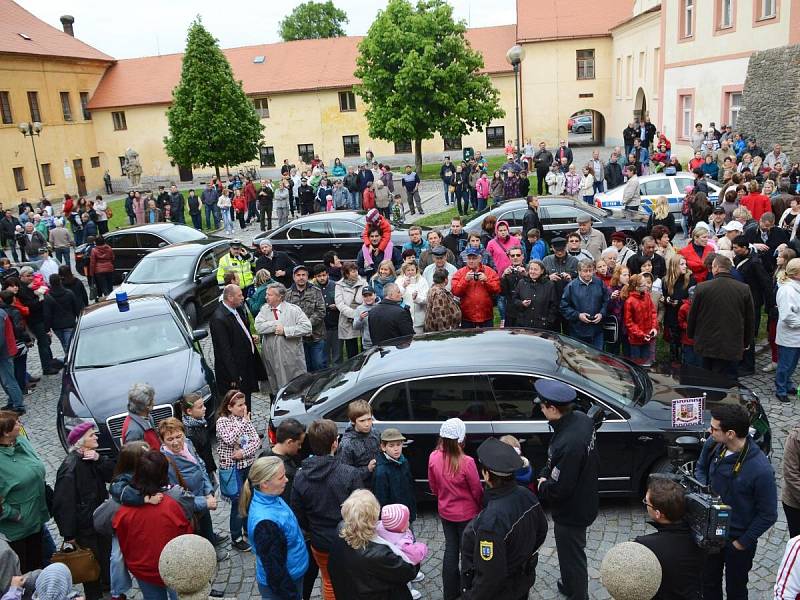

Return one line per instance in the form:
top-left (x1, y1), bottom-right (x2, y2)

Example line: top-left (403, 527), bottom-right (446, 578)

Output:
top-left (38, 258), bottom-right (60, 281)
top-left (423, 262), bottom-right (457, 291)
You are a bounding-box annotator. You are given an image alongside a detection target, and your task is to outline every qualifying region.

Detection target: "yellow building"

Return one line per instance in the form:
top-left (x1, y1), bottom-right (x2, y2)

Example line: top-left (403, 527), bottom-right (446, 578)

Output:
top-left (0, 2), bottom-right (112, 203)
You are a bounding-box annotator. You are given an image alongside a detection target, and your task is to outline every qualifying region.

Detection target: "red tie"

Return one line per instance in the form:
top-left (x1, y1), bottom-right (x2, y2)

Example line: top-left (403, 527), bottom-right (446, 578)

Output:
top-left (272, 308), bottom-right (279, 321)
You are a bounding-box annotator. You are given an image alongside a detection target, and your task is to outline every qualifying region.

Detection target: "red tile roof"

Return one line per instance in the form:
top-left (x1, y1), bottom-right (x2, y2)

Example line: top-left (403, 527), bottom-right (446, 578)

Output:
top-left (0, 0), bottom-right (112, 62)
top-left (87, 25), bottom-right (516, 110)
top-left (516, 0), bottom-right (635, 42)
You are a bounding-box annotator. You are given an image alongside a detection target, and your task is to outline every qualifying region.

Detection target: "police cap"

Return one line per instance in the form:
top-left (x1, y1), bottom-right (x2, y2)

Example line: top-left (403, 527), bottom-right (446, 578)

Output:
top-left (534, 379), bottom-right (576, 406)
top-left (477, 437), bottom-right (523, 475)
top-left (550, 236), bottom-right (567, 249)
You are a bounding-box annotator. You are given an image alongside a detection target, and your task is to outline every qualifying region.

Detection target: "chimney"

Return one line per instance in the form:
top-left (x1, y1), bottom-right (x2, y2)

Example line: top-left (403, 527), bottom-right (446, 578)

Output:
top-left (60, 15), bottom-right (74, 37)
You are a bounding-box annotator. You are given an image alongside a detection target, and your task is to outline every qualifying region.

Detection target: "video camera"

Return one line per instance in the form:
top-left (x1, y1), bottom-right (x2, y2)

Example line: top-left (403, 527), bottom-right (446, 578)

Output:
top-left (650, 437), bottom-right (731, 553)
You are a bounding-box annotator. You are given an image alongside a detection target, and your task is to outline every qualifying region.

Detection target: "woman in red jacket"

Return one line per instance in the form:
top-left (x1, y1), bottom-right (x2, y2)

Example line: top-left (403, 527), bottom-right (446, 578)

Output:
top-left (623, 273), bottom-right (658, 366)
top-left (89, 236), bottom-right (115, 297)
top-left (678, 226), bottom-right (714, 283)
top-left (232, 189), bottom-right (247, 230)
top-left (740, 180), bottom-right (772, 221)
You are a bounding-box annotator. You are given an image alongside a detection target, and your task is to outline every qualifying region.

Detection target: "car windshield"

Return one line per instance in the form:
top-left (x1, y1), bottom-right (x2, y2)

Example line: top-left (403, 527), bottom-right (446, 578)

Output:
top-left (165, 227), bottom-right (206, 243)
top-left (304, 352), bottom-right (371, 407)
top-left (74, 315), bottom-right (188, 368)
top-left (127, 255), bottom-right (196, 283)
top-left (555, 336), bottom-right (638, 405)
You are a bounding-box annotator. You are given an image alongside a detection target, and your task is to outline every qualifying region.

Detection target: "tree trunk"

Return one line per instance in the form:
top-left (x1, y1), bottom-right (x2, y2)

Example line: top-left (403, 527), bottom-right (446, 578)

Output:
top-left (214, 165), bottom-right (221, 180)
top-left (414, 138), bottom-right (423, 177)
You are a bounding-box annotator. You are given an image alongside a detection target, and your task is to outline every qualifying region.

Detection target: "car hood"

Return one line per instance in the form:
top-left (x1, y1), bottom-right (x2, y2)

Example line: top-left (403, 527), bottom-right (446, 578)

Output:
top-left (108, 281), bottom-right (180, 299)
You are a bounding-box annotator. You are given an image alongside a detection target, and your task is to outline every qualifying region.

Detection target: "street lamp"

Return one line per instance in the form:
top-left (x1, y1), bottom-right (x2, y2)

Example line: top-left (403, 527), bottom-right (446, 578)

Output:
top-left (18, 121), bottom-right (45, 200)
top-left (505, 44), bottom-right (525, 158)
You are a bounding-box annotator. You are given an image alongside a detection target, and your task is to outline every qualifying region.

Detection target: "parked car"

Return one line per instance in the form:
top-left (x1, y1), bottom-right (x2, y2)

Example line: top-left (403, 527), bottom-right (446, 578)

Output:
top-left (463, 197), bottom-right (646, 250)
top-left (75, 224), bottom-right (212, 284)
top-left (252, 211), bottom-right (426, 265)
top-left (594, 172), bottom-right (721, 216)
top-left (268, 329), bottom-right (771, 497)
top-left (56, 295), bottom-right (217, 456)
top-left (571, 115), bottom-right (593, 134)
top-left (109, 238), bottom-right (231, 326)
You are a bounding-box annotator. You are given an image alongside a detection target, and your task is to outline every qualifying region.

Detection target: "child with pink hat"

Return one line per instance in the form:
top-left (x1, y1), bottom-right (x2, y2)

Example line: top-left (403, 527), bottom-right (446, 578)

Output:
top-left (376, 503), bottom-right (428, 599)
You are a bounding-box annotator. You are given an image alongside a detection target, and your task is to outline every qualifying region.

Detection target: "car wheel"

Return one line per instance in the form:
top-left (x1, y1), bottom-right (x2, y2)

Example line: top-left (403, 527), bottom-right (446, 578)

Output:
top-left (650, 456), bottom-right (697, 479)
top-left (576, 127), bottom-right (585, 134)
top-left (625, 236), bottom-right (638, 252)
top-left (183, 301), bottom-right (199, 328)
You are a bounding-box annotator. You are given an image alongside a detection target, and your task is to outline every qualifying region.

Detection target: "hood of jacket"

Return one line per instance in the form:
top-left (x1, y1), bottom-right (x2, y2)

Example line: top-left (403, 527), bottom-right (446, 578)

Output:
top-left (299, 454), bottom-right (341, 481)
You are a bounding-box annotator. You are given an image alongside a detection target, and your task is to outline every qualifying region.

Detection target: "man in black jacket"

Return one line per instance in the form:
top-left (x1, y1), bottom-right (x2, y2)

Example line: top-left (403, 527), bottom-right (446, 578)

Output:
top-left (533, 142), bottom-right (554, 195)
top-left (604, 151), bottom-right (624, 189)
top-left (635, 478), bottom-right (703, 600)
top-left (622, 122), bottom-right (638, 157)
top-left (18, 267), bottom-right (55, 375)
top-left (443, 217), bottom-right (469, 264)
top-left (732, 236), bottom-right (774, 375)
top-left (296, 177), bottom-right (315, 215)
top-left (535, 380), bottom-right (599, 600)
top-left (626, 237), bottom-right (666, 279)
top-left (0, 211), bottom-right (20, 262)
top-left (255, 240), bottom-right (295, 287)
top-left (521, 195), bottom-right (542, 241)
top-left (499, 247), bottom-right (527, 327)
top-left (440, 156), bottom-right (455, 207)
top-left (367, 283), bottom-right (414, 345)
top-left (257, 180), bottom-right (274, 231)
top-left (167, 184), bottom-right (185, 224)
top-left (744, 212), bottom-right (788, 275)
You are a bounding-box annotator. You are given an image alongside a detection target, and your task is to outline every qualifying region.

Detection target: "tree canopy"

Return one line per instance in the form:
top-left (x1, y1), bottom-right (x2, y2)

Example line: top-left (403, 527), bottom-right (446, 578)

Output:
top-left (354, 0), bottom-right (504, 173)
top-left (164, 18), bottom-right (263, 178)
top-left (279, 1), bottom-right (349, 41)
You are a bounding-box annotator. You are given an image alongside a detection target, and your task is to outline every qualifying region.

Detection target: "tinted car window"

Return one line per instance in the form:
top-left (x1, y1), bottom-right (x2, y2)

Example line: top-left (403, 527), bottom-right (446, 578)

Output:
top-left (372, 383), bottom-right (412, 421)
top-left (138, 234), bottom-right (167, 248)
top-left (555, 335), bottom-right (637, 405)
top-left (489, 374), bottom-right (546, 421)
top-left (196, 251), bottom-right (216, 274)
top-left (288, 223), bottom-right (330, 239)
top-left (498, 209), bottom-right (525, 229)
top-left (641, 179), bottom-right (672, 196)
top-left (544, 205), bottom-right (597, 225)
top-left (164, 227), bottom-right (206, 243)
top-left (213, 244), bottom-right (231, 262)
top-left (107, 234), bottom-right (138, 249)
top-left (330, 221), bottom-right (364, 239)
top-left (408, 376), bottom-right (497, 421)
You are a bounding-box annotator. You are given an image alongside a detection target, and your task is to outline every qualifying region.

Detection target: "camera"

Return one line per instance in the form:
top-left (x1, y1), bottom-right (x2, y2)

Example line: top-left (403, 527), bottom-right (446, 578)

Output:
top-left (650, 440), bottom-right (731, 553)
top-left (472, 272), bottom-right (481, 280)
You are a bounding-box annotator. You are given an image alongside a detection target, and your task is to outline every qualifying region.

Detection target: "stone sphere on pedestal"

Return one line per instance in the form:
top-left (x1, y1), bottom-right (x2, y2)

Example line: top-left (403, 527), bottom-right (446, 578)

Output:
top-left (600, 541), bottom-right (662, 600)
top-left (159, 534), bottom-right (217, 600)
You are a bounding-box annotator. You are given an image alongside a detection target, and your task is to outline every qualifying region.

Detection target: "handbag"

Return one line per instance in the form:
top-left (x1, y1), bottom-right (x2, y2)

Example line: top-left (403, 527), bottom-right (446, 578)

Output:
top-left (602, 315), bottom-right (619, 344)
top-left (92, 497), bottom-right (121, 537)
top-left (51, 542), bottom-right (101, 584)
top-left (218, 466), bottom-right (241, 498)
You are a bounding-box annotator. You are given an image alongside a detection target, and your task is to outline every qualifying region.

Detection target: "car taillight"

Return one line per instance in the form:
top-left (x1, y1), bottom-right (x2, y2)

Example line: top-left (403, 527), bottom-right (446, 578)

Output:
top-left (267, 420), bottom-right (277, 445)
top-left (595, 198), bottom-right (602, 208)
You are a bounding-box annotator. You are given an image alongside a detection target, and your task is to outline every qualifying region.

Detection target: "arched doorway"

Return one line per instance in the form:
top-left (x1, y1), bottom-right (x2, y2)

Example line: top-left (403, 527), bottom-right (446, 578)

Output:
top-left (567, 110), bottom-right (605, 146)
top-left (634, 88), bottom-right (647, 121)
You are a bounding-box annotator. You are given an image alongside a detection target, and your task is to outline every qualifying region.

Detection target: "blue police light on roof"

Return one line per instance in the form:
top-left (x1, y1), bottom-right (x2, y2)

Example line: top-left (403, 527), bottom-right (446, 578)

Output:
top-left (116, 291), bottom-right (130, 312)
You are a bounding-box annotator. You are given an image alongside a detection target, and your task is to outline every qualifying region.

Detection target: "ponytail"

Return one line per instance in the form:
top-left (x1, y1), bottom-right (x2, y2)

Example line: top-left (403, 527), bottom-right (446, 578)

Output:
top-left (238, 456), bottom-right (283, 517)
top-left (238, 479), bottom-right (253, 518)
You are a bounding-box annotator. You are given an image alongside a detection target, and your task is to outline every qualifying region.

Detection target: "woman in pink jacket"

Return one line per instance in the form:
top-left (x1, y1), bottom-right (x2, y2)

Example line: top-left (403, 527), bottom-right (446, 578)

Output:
top-left (486, 220), bottom-right (522, 276)
top-left (427, 418), bottom-right (483, 600)
top-left (475, 171), bottom-right (491, 212)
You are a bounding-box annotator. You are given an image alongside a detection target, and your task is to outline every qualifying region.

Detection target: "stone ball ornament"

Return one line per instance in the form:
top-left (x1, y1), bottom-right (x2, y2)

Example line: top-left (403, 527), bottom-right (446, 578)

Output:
top-left (600, 541), bottom-right (662, 600)
top-left (159, 534), bottom-right (217, 600)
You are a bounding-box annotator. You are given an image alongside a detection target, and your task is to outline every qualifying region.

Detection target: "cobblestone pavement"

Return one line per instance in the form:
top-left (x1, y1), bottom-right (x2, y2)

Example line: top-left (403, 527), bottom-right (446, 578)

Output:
top-left (23, 200), bottom-right (792, 600)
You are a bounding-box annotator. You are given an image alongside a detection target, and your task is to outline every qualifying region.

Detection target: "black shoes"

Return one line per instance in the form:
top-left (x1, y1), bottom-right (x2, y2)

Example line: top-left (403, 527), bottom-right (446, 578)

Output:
top-left (557, 580), bottom-right (571, 596)
top-left (231, 537), bottom-right (251, 551)
top-left (213, 533), bottom-right (229, 546)
top-left (778, 395), bottom-right (790, 403)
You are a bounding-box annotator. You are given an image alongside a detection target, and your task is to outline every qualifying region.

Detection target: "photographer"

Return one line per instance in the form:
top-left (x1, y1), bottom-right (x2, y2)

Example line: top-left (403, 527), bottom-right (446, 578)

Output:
top-left (634, 478), bottom-right (703, 600)
top-left (451, 248), bottom-right (500, 328)
top-left (694, 404), bottom-right (777, 600)
top-left (216, 240), bottom-right (255, 294)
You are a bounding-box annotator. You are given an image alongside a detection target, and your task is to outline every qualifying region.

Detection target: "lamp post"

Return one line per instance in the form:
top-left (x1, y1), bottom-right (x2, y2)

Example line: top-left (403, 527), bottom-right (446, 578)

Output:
top-left (505, 44), bottom-right (525, 158)
top-left (18, 121), bottom-right (45, 200)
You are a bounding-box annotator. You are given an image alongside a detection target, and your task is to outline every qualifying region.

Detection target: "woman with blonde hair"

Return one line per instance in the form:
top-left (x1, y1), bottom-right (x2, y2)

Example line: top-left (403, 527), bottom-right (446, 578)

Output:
top-left (764, 247), bottom-right (797, 374)
top-left (397, 261), bottom-right (429, 333)
top-left (240, 456), bottom-right (308, 600)
top-left (775, 258), bottom-right (800, 402)
top-left (662, 255), bottom-right (696, 364)
top-left (647, 196), bottom-right (675, 234)
top-left (370, 259), bottom-right (397, 300)
top-left (328, 489), bottom-right (417, 599)
top-left (247, 269), bottom-right (277, 315)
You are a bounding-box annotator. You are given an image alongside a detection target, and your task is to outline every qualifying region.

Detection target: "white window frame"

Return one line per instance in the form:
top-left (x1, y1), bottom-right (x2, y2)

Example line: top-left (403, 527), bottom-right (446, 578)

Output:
top-left (760, 0), bottom-right (776, 18)
top-left (728, 92), bottom-right (742, 129)
top-left (680, 95), bottom-right (693, 139)
top-left (253, 97), bottom-right (269, 119)
top-left (684, 0), bottom-right (694, 37)
top-left (720, 0), bottom-right (733, 27)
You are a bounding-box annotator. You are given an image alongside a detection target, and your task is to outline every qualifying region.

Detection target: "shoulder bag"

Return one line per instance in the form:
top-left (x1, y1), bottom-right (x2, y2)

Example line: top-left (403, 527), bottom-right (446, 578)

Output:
top-left (51, 542), bottom-right (100, 584)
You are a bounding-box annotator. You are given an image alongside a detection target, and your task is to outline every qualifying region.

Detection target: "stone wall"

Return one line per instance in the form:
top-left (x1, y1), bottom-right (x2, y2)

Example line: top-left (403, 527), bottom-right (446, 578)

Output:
top-left (738, 45), bottom-right (800, 160)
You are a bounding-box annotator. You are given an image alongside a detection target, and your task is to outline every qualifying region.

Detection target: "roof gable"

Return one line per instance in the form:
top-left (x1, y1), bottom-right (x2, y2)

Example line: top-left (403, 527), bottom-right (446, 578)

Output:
top-left (516, 0), bottom-right (635, 42)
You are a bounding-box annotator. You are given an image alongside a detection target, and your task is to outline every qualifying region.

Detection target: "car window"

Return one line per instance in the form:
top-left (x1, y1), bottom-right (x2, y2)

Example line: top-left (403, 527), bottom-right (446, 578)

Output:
top-left (498, 209), bottom-right (525, 229)
top-left (330, 221), bottom-right (364, 239)
top-left (489, 374), bottom-right (546, 421)
top-left (556, 335), bottom-right (637, 405)
top-left (106, 234), bottom-right (138, 249)
top-left (371, 383), bottom-right (412, 421)
top-left (165, 227), bottom-right (206, 243)
top-left (196, 251), bottom-right (216, 274)
top-left (127, 255), bottom-right (196, 283)
top-left (641, 179), bottom-right (673, 196)
top-left (674, 177), bottom-right (693, 193)
top-left (407, 376), bottom-right (497, 421)
top-left (287, 223), bottom-right (330, 239)
top-left (138, 234), bottom-right (166, 249)
top-left (544, 205), bottom-right (597, 225)
top-left (213, 244), bottom-right (230, 262)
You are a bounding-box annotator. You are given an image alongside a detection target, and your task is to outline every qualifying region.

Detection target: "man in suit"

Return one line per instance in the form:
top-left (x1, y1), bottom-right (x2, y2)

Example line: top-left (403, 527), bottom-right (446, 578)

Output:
top-left (209, 284), bottom-right (266, 411)
top-left (744, 212), bottom-right (788, 275)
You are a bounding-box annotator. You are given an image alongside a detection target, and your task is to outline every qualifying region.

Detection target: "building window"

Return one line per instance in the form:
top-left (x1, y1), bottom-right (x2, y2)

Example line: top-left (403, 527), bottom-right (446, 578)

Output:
top-left (638, 52), bottom-right (646, 80)
top-left (342, 135), bottom-right (360, 157)
top-left (718, 0), bottom-right (734, 27)
top-left (27, 91), bottom-right (41, 122)
top-left (615, 58), bottom-right (622, 98)
top-left (625, 56), bottom-right (633, 97)
top-left (0, 92), bottom-right (12, 124)
top-left (59, 92), bottom-right (73, 122)
top-left (80, 92), bottom-right (91, 120)
top-left (253, 97), bottom-right (269, 118)
top-left (259, 145), bottom-right (276, 167)
top-left (681, 0), bottom-right (695, 37)
top-left (486, 126), bottom-right (505, 149)
top-left (339, 91), bottom-right (356, 112)
top-left (118, 156), bottom-right (127, 176)
top-left (112, 111), bottom-right (127, 131)
top-left (727, 91), bottom-right (743, 128)
top-left (678, 93), bottom-right (694, 139)
top-left (759, 0), bottom-right (776, 18)
top-left (41, 163), bottom-right (53, 186)
top-left (90, 156), bottom-right (101, 168)
top-left (394, 140), bottom-right (412, 154)
top-left (12, 167), bottom-right (26, 192)
top-left (443, 136), bottom-right (462, 151)
top-left (297, 144), bottom-right (314, 163)
top-left (576, 49), bottom-right (595, 80)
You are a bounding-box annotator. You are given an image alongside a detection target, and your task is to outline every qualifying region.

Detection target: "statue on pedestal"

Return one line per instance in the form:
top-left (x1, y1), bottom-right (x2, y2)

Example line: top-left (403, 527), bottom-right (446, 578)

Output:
top-left (123, 147), bottom-right (143, 188)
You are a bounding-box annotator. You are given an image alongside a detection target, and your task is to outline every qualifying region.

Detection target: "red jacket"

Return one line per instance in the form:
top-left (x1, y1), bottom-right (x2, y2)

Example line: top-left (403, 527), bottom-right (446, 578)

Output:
top-left (451, 265), bottom-right (500, 323)
top-left (624, 291), bottom-right (657, 345)
top-left (362, 216), bottom-right (392, 252)
top-left (741, 193), bottom-right (771, 221)
top-left (89, 244), bottom-right (115, 275)
top-left (678, 243), bottom-right (713, 283)
top-left (63, 197), bottom-right (74, 217)
top-left (243, 181), bottom-right (257, 202)
top-left (232, 195), bottom-right (247, 213)
top-left (677, 300), bottom-right (694, 346)
top-left (362, 188), bottom-right (376, 210)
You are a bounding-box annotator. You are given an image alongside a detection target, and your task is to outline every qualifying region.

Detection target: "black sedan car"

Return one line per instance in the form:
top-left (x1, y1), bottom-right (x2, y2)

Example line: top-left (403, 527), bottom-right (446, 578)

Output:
top-left (57, 295), bottom-right (217, 456)
top-left (269, 329), bottom-right (770, 497)
top-left (253, 211), bottom-right (424, 265)
top-left (109, 239), bottom-right (230, 326)
top-left (463, 197), bottom-right (647, 249)
top-left (75, 223), bottom-right (212, 284)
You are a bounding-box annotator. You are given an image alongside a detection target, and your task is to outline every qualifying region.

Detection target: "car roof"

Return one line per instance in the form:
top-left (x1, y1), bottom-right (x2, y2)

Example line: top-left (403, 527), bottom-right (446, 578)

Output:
top-left (108, 223), bottom-right (206, 238)
top-left (78, 294), bottom-right (176, 329)
top-left (355, 328), bottom-right (560, 381)
top-left (136, 238), bottom-right (229, 257)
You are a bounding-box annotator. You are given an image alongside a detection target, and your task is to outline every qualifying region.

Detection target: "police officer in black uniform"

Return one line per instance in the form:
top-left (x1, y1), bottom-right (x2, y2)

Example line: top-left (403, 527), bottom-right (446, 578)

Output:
top-left (535, 379), bottom-right (599, 600)
top-left (461, 437), bottom-right (548, 600)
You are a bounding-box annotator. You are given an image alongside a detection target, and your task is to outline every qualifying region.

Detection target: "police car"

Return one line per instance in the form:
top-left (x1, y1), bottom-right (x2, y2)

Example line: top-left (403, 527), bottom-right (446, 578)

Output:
top-left (594, 172), bottom-right (721, 215)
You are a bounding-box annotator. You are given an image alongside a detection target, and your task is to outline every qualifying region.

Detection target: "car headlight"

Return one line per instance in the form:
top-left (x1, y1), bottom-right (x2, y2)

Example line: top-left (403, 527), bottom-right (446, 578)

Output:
top-left (191, 384), bottom-right (212, 402)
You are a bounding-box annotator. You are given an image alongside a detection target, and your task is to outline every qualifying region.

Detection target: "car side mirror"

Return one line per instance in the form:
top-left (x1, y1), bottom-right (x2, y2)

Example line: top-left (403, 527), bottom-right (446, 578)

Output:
top-left (197, 267), bottom-right (214, 278)
top-left (158, 241), bottom-right (168, 248)
top-left (192, 329), bottom-right (208, 342)
top-left (122, 272), bottom-right (128, 280)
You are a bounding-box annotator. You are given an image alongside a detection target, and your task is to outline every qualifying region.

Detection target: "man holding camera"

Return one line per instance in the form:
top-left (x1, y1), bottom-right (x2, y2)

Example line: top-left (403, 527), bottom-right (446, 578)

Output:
top-left (451, 247), bottom-right (500, 328)
top-left (635, 478), bottom-right (703, 600)
top-left (216, 240), bottom-right (255, 293)
top-left (694, 404), bottom-right (777, 600)
top-left (559, 260), bottom-right (609, 350)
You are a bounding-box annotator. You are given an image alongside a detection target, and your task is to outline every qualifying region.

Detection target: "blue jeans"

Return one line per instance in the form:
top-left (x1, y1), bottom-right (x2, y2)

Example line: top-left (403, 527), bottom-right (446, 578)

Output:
top-left (55, 247), bottom-right (71, 267)
top-left (110, 535), bottom-right (132, 596)
top-left (776, 345), bottom-right (800, 396)
top-left (442, 182), bottom-right (453, 205)
top-left (222, 209), bottom-right (233, 233)
top-left (191, 212), bottom-right (202, 230)
top-left (53, 328), bottom-right (74, 355)
top-left (203, 205), bottom-right (218, 229)
top-left (593, 180), bottom-right (605, 194)
top-left (137, 579), bottom-right (177, 600)
top-left (572, 328), bottom-right (605, 351)
top-left (259, 579), bottom-right (302, 600)
top-left (583, 195), bottom-right (594, 205)
top-left (683, 344), bottom-right (702, 367)
top-left (229, 465), bottom-right (251, 540)
top-left (497, 295), bottom-right (507, 321)
top-left (348, 191), bottom-right (360, 210)
top-left (703, 540), bottom-right (756, 600)
top-left (627, 343), bottom-right (650, 363)
top-left (304, 339), bottom-right (328, 372)
top-left (477, 197), bottom-right (487, 212)
top-left (0, 356), bottom-right (23, 410)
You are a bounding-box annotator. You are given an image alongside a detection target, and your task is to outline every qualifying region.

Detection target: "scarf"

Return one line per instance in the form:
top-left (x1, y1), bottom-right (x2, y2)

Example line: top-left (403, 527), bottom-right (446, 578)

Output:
top-left (182, 414), bottom-right (207, 429)
top-left (362, 240), bottom-right (394, 268)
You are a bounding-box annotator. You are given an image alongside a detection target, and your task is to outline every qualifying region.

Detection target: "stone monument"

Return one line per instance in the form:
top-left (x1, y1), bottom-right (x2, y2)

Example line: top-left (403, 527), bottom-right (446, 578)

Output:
top-left (123, 147), bottom-right (143, 188)
top-left (158, 534), bottom-right (217, 600)
top-left (600, 541), bottom-right (662, 600)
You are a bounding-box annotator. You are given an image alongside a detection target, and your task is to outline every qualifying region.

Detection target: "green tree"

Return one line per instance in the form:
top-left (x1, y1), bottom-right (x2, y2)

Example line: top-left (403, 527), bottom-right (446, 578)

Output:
top-left (279, 1), bottom-right (349, 41)
top-left (164, 18), bottom-right (263, 179)
top-left (354, 0), bottom-right (504, 174)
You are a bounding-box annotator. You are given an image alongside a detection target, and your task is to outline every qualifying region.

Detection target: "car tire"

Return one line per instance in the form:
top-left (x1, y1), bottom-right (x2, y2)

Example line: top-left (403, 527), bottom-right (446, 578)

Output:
top-left (646, 456), bottom-right (697, 491)
top-left (624, 236), bottom-right (638, 253)
top-left (576, 127), bottom-right (585, 134)
top-left (183, 301), bottom-right (199, 328)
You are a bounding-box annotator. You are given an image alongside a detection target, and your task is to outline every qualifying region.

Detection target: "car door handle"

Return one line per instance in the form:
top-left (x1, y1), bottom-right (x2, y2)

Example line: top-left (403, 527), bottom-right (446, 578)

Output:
top-left (403, 439), bottom-right (414, 446)
top-left (332, 243), bottom-right (343, 248)
top-left (638, 435), bottom-right (654, 443)
top-left (292, 244), bottom-right (303, 249)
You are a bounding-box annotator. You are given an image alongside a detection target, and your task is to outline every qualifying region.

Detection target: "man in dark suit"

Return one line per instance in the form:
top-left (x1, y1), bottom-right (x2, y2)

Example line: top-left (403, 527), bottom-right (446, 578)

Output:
top-left (744, 212), bottom-right (788, 275)
top-left (254, 240), bottom-right (295, 287)
top-left (209, 284), bottom-right (266, 411)
top-left (367, 283), bottom-right (414, 345)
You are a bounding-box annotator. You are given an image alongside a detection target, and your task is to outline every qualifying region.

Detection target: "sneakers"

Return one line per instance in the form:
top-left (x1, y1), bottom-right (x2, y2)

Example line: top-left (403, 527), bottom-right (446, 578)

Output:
top-left (762, 362), bottom-right (777, 373)
top-left (231, 537), bottom-right (251, 551)
top-left (213, 533), bottom-right (229, 546)
top-left (412, 572), bottom-right (425, 583)
top-left (410, 589), bottom-right (422, 600)
top-left (778, 394), bottom-right (790, 403)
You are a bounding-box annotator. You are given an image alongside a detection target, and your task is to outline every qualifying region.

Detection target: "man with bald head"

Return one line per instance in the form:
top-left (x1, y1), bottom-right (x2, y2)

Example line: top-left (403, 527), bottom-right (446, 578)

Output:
top-left (209, 284), bottom-right (266, 410)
